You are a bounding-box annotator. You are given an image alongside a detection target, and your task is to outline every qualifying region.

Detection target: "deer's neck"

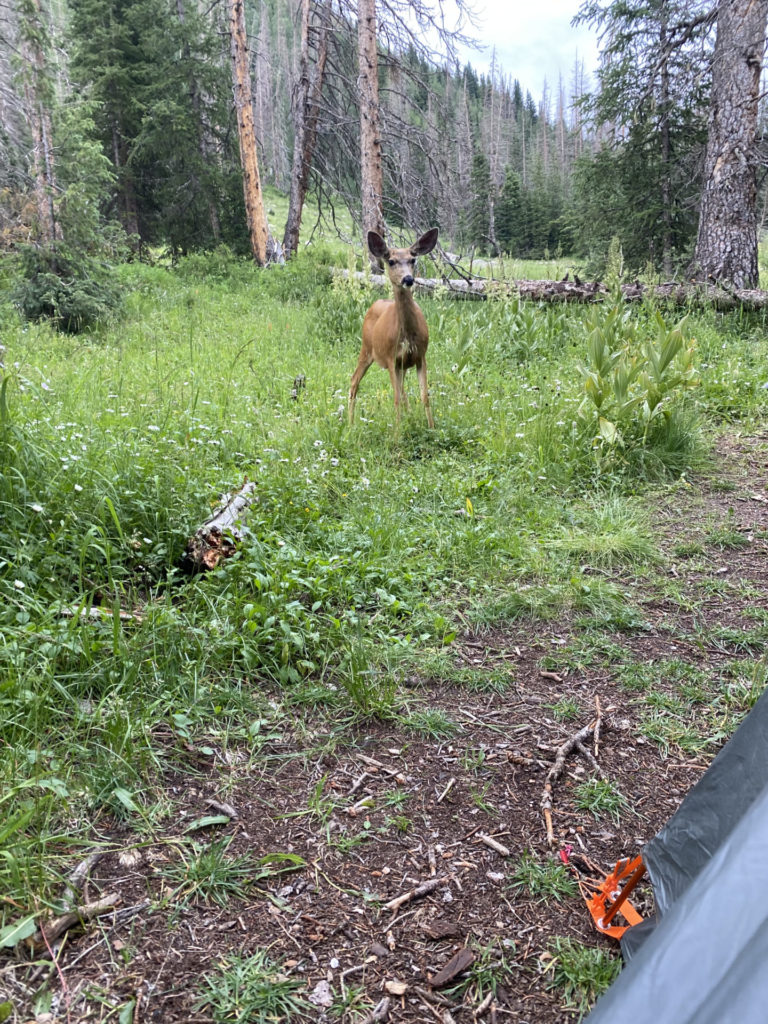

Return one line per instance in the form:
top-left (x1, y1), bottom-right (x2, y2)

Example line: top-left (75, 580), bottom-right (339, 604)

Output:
top-left (392, 286), bottom-right (420, 336)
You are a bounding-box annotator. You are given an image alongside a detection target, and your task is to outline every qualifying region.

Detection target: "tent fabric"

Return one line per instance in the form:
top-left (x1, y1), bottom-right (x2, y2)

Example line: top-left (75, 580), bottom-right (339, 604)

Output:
top-left (585, 687), bottom-right (768, 1022)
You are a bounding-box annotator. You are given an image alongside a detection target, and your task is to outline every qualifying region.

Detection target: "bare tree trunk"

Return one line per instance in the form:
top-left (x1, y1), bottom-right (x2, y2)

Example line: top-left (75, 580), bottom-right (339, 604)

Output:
top-left (20, 0), bottom-right (58, 244)
top-left (691, 0), bottom-right (768, 288)
top-left (357, 0), bottom-right (385, 246)
top-left (659, 13), bottom-right (673, 277)
top-left (283, 0), bottom-right (330, 256)
top-left (228, 0), bottom-right (270, 265)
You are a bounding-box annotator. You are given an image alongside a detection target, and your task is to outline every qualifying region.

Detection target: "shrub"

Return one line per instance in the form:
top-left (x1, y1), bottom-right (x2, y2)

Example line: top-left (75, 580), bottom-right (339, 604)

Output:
top-left (13, 243), bottom-right (122, 333)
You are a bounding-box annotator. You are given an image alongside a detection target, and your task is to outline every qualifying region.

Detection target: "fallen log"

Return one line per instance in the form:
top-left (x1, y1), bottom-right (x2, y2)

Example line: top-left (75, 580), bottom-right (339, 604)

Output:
top-left (185, 480), bottom-right (258, 571)
top-left (335, 268), bottom-right (768, 310)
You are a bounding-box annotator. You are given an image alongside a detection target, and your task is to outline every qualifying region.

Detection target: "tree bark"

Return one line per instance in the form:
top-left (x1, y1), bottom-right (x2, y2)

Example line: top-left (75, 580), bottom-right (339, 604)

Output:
top-left (283, 0), bottom-right (330, 256)
top-left (357, 0), bottom-right (385, 248)
top-left (19, 0), bottom-right (58, 244)
top-left (691, 0), bottom-right (768, 288)
top-left (227, 0), bottom-right (270, 265)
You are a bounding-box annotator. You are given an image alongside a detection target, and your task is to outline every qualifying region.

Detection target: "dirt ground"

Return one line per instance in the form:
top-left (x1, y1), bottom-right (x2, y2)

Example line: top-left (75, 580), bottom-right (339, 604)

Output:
top-left (4, 433), bottom-right (768, 1024)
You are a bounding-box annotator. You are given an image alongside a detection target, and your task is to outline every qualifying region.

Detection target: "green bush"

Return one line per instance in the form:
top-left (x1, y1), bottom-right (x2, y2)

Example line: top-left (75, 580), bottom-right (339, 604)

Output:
top-left (13, 243), bottom-right (122, 333)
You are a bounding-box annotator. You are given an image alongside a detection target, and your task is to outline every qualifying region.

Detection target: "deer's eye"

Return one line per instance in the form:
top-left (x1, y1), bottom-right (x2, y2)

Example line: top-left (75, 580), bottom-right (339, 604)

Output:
top-left (388, 259), bottom-right (395, 266)
top-left (409, 259), bottom-right (416, 266)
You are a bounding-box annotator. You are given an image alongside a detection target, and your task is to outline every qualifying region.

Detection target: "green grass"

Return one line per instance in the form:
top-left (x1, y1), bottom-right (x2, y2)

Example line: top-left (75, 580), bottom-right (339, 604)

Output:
top-left (509, 851), bottom-right (579, 902)
top-left (197, 949), bottom-right (309, 1023)
top-left (544, 937), bottom-right (621, 1018)
top-left (1, 235), bottom-right (768, 922)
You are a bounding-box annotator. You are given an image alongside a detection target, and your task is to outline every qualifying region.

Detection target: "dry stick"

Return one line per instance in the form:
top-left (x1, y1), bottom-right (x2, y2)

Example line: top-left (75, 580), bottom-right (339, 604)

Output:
top-left (38, 893), bottom-right (121, 946)
top-left (474, 991), bottom-right (494, 1018)
top-left (383, 875), bottom-right (449, 914)
top-left (437, 777), bottom-right (456, 804)
top-left (362, 997), bottom-right (391, 1023)
top-left (540, 711), bottom-right (605, 847)
top-left (478, 834), bottom-right (510, 858)
top-left (594, 695), bottom-right (602, 758)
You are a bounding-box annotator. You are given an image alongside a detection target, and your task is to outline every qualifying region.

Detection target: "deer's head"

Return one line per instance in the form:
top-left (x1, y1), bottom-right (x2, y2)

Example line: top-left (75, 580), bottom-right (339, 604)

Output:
top-left (368, 228), bottom-right (438, 290)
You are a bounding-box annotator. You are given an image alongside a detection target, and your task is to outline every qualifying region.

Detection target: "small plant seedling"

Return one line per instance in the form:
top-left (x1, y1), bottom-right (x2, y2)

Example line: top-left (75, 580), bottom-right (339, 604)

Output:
top-left (197, 950), bottom-right (309, 1023)
top-left (543, 937), bottom-right (621, 1016)
top-left (575, 777), bottom-right (629, 824)
top-left (545, 697), bottom-right (582, 722)
top-left (509, 851), bottom-right (578, 902)
top-left (164, 838), bottom-right (255, 906)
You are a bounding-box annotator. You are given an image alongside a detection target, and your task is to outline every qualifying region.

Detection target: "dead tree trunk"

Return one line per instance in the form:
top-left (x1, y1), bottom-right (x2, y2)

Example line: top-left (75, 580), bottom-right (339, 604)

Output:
top-left (690, 0), bottom-right (768, 288)
top-left (357, 0), bottom-right (386, 250)
top-left (228, 0), bottom-right (270, 265)
top-left (283, 0), bottom-right (330, 256)
top-left (19, 0), bottom-right (58, 244)
top-left (185, 481), bottom-right (258, 571)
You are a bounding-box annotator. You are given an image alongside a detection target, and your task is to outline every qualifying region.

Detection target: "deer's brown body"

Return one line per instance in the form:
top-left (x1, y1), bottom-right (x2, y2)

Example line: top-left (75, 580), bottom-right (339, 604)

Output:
top-left (348, 228), bottom-right (438, 427)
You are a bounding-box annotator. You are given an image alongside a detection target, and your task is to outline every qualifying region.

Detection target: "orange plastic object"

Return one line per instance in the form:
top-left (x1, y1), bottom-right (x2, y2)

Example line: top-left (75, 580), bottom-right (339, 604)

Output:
top-left (584, 855), bottom-right (646, 940)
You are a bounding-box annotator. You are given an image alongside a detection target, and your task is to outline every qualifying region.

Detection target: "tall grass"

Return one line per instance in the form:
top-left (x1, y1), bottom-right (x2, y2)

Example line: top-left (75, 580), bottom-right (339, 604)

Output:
top-left (1, 247), bottom-right (767, 915)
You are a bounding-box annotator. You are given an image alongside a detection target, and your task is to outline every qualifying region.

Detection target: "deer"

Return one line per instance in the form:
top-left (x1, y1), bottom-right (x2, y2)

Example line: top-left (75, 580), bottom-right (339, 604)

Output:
top-left (348, 227), bottom-right (439, 427)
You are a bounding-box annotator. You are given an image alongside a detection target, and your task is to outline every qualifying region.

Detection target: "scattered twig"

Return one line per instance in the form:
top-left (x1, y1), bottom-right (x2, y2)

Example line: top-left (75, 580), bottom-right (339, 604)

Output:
top-left (413, 985), bottom-right (457, 1007)
top-left (60, 853), bottom-right (103, 911)
top-left (383, 875), bottom-right (449, 914)
top-left (539, 670), bottom-right (563, 683)
top-left (477, 834), bottom-right (510, 858)
top-left (474, 991), bottom-right (494, 1018)
top-left (37, 893), bottom-right (121, 946)
top-left (540, 706), bottom-right (609, 847)
top-left (362, 997), bottom-right (391, 1023)
top-left (348, 795), bottom-right (375, 817)
top-left (436, 778), bottom-right (456, 804)
top-left (347, 771), bottom-right (370, 796)
top-left (594, 696), bottom-right (602, 758)
top-left (206, 798), bottom-right (238, 819)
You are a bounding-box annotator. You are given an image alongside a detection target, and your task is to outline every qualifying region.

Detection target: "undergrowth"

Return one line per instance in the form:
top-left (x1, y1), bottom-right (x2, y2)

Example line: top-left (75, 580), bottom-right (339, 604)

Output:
top-left (1, 246), bottom-right (767, 933)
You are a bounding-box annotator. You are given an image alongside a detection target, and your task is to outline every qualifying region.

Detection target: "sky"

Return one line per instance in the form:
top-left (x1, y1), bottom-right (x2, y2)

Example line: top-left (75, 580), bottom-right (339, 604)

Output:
top-left (448, 0), bottom-right (600, 100)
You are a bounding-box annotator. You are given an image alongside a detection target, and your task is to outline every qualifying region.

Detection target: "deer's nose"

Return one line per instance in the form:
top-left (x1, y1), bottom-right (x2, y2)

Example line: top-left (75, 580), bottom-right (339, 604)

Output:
top-left (402, 275), bottom-right (414, 287)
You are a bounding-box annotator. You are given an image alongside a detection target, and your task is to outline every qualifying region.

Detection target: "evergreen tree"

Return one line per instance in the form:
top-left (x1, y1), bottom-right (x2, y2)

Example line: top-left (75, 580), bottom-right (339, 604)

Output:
top-left (468, 151), bottom-right (492, 252)
top-left (495, 168), bottom-right (524, 254)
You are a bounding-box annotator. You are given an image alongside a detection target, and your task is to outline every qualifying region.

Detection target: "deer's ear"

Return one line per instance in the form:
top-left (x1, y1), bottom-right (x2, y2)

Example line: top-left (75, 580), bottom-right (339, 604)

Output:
top-left (367, 231), bottom-right (389, 259)
top-left (411, 227), bottom-right (438, 256)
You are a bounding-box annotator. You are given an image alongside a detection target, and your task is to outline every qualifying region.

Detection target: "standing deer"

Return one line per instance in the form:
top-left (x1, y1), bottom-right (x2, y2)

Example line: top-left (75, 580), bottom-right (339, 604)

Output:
top-left (348, 228), bottom-right (439, 427)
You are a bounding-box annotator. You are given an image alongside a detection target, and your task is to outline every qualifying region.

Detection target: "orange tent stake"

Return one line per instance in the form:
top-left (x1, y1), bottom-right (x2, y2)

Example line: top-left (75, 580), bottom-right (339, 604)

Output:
top-left (584, 855), bottom-right (646, 940)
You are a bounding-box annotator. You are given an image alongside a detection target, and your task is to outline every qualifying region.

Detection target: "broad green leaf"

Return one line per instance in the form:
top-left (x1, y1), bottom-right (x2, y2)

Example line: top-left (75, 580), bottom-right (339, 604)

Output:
top-left (0, 915), bottom-right (37, 949)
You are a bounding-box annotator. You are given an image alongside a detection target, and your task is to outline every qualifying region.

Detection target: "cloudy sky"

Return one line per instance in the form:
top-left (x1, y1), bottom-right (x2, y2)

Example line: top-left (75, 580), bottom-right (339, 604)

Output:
top-left (448, 0), bottom-right (600, 98)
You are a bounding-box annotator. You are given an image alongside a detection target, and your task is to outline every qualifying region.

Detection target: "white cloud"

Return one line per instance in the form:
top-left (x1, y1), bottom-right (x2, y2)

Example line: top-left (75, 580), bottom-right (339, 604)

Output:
top-left (451, 0), bottom-right (599, 98)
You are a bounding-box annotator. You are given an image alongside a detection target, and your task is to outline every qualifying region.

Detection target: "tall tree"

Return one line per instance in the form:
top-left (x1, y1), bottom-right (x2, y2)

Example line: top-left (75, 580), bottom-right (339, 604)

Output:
top-left (283, 0), bottom-right (330, 256)
top-left (227, 0), bottom-right (270, 264)
top-left (16, 0), bottom-right (58, 243)
top-left (357, 0), bottom-right (386, 243)
top-left (691, 0), bottom-right (768, 287)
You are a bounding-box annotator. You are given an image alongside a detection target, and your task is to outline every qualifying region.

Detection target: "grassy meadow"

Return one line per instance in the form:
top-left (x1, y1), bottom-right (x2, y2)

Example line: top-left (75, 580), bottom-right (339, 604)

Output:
top-left (2, 208), bottom-right (768, 1014)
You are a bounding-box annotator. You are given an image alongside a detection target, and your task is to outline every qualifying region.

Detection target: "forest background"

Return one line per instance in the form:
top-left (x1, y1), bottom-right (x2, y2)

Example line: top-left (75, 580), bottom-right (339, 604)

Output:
top-left (4, 0), bottom-right (768, 323)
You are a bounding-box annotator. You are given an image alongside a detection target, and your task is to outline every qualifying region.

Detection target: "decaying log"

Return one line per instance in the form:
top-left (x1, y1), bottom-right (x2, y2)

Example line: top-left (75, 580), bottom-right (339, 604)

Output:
top-left (185, 480), bottom-right (258, 571)
top-left (336, 269), bottom-right (768, 309)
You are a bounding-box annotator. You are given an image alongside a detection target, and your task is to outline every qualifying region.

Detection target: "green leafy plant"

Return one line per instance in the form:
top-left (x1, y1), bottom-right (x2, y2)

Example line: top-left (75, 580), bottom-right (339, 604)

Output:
top-left (577, 299), bottom-right (698, 464)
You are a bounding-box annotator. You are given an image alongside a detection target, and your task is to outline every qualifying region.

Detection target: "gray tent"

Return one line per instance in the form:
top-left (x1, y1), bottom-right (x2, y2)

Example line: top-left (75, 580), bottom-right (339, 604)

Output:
top-left (585, 686), bottom-right (768, 1023)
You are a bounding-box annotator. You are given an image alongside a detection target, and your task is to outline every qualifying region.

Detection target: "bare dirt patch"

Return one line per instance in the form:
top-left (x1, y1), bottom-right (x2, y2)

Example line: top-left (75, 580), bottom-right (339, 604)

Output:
top-left (4, 434), bottom-right (768, 1024)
